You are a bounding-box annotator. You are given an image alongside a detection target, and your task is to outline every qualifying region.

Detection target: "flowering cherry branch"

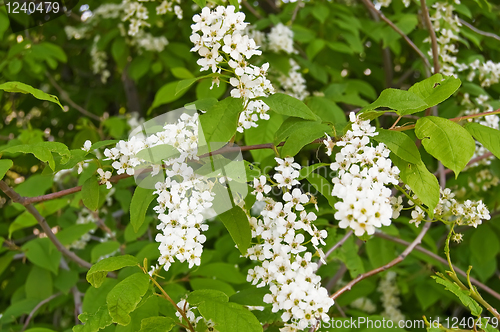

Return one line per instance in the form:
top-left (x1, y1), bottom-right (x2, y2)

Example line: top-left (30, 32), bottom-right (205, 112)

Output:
top-left (330, 222), bottom-right (432, 300)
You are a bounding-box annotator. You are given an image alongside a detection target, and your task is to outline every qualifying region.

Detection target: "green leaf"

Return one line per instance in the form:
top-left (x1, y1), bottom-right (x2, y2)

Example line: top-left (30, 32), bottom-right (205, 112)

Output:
top-left (91, 241), bottom-right (121, 263)
top-left (56, 223), bottom-right (97, 246)
top-left (171, 67), bottom-right (195, 79)
top-left (190, 278), bottom-right (236, 297)
top-left (261, 93), bottom-right (317, 120)
top-left (176, 77), bottom-right (199, 95)
top-left (392, 155), bottom-right (440, 214)
top-left (130, 187), bottom-right (156, 232)
top-left (408, 74), bottom-right (461, 110)
top-left (86, 255), bottom-right (138, 288)
top-left (23, 238), bottom-right (62, 275)
top-left (305, 173), bottom-right (337, 208)
top-left (229, 287), bottom-right (269, 307)
top-left (306, 96), bottom-right (347, 124)
top-left (73, 305), bottom-right (113, 332)
top-left (1, 141), bottom-right (70, 170)
top-left (106, 273), bottom-right (150, 326)
top-left (82, 176), bottom-right (100, 211)
top-left (218, 206), bottom-right (251, 255)
top-left (415, 116), bottom-right (475, 178)
top-left (199, 97), bottom-right (244, 143)
top-left (281, 122), bottom-right (333, 157)
top-left (373, 129), bottom-right (421, 164)
top-left (188, 289), bottom-right (229, 305)
top-left (0, 159), bottom-right (13, 179)
top-left (432, 273), bottom-right (482, 316)
top-left (471, 224), bottom-right (499, 263)
top-left (24, 329), bottom-right (57, 332)
top-left (465, 122), bottom-right (500, 159)
top-left (139, 316), bottom-right (176, 332)
top-left (0, 81), bottom-right (64, 111)
top-left (135, 144), bottom-right (180, 163)
top-left (25, 265), bottom-right (53, 300)
top-left (148, 81), bottom-right (189, 113)
top-left (193, 0), bottom-right (207, 8)
top-left (298, 163), bottom-right (330, 180)
top-left (188, 290), bottom-right (262, 332)
top-left (9, 198), bottom-right (68, 236)
top-left (90, 140), bottom-right (120, 151)
top-left (366, 88), bottom-right (427, 115)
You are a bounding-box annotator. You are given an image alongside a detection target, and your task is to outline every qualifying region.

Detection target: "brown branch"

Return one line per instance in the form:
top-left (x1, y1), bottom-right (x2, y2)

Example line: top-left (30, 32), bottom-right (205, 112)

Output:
top-left (420, 0), bottom-right (440, 116)
top-left (45, 72), bottom-right (101, 121)
top-left (0, 180), bottom-right (93, 269)
top-left (459, 18), bottom-right (500, 42)
top-left (360, 0), bottom-right (431, 70)
top-left (21, 292), bottom-right (62, 331)
top-left (331, 222), bottom-right (432, 300)
top-left (420, 0), bottom-right (440, 75)
top-left (374, 231), bottom-right (500, 302)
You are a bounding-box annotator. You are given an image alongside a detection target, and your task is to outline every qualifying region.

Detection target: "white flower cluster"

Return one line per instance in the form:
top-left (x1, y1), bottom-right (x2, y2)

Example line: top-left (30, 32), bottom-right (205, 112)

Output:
top-left (155, 0), bottom-right (183, 19)
top-left (350, 297), bottom-right (377, 314)
top-left (278, 59), bottom-right (309, 101)
top-left (461, 93), bottom-right (499, 166)
top-left (468, 59), bottom-right (500, 88)
top-left (377, 271), bottom-right (405, 322)
top-left (428, 2), bottom-right (465, 76)
top-left (122, 0), bottom-right (151, 36)
top-left (129, 30), bottom-right (169, 53)
top-left (327, 113), bottom-right (400, 237)
top-left (267, 23), bottom-right (295, 54)
top-left (104, 113), bottom-right (221, 271)
top-left (409, 188), bottom-right (490, 228)
top-left (90, 36), bottom-right (111, 84)
top-left (246, 158), bottom-right (332, 331)
top-left (468, 169), bottom-right (499, 193)
top-left (189, 5), bottom-right (275, 133)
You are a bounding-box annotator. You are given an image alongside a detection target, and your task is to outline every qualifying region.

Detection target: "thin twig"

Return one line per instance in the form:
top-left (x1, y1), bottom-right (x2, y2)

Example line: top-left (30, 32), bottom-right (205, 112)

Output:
top-left (331, 222), bottom-right (432, 300)
top-left (459, 18), bottom-right (500, 42)
top-left (374, 231), bottom-right (500, 302)
top-left (360, 0), bottom-right (431, 70)
top-left (420, 0), bottom-right (439, 75)
top-left (291, 0), bottom-right (302, 23)
top-left (21, 292), bottom-right (62, 331)
top-left (242, 1), bottom-right (262, 19)
top-left (45, 72), bottom-right (101, 121)
top-left (71, 286), bottom-right (83, 325)
top-left (420, 0), bottom-right (440, 116)
top-left (0, 180), bottom-right (93, 269)
top-left (316, 231), bottom-right (353, 271)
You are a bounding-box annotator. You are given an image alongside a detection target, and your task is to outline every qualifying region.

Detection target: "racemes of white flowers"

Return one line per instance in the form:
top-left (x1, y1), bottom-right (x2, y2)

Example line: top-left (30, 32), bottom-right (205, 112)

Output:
top-left (326, 112), bottom-right (400, 236)
top-left (246, 158), bottom-right (332, 331)
top-left (189, 5), bottom-right (275, 132)
top-left (408, 187), bottom-right (490, 228)
top-left (267, 23), bottom-right (295, 54)
top-left (378, 271), bottom-right (405, 322)
top-left (104, 113), bottom-right (217, 271)
top-left (278, 59), bottom-right (309, 101)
